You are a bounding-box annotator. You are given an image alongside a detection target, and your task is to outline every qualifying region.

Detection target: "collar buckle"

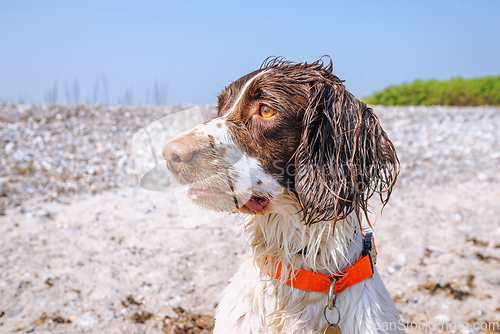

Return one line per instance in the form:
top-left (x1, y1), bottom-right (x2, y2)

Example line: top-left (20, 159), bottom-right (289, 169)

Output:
top-left (362, 232), bottom-right (377, 272)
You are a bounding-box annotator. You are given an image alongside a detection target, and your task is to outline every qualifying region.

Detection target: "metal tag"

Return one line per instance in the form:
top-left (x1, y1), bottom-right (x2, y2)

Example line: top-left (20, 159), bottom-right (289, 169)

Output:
top-left (323, 324), bottom-right (342, 334)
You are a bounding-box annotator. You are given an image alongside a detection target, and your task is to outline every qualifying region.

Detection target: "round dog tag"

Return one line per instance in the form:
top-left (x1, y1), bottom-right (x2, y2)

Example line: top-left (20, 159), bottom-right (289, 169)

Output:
top-left (323, 324), bottom-right (341, 334)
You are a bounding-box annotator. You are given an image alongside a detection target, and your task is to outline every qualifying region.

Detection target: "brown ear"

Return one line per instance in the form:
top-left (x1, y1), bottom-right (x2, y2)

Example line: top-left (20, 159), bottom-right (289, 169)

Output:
top-left (295, 78), bottom-right (399, 225)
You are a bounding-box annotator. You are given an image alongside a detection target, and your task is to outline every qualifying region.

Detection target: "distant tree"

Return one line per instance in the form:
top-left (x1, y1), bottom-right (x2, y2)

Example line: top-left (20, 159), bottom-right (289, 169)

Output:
top-left (64, 81), bottom-right (71, 104)
top-left (73, 79), bottom-right (80, 104)
top-left (44, 81), bottom-right (58, 104)
top-left (125, 88), bottom-right (133, 105)
top-left (101, 74), bottom-right (109, 105)
top-left (93, 78), bottom-right (100, 104)
top-left (153, 80), bottom-right (168, 105)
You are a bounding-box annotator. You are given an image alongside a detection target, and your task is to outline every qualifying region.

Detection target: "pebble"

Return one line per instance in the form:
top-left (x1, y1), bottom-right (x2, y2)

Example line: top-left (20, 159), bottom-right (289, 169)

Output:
top-left (0, 103), bottom-right (497, 334)
top-left (434, 314), bottom-right (452, 323)
top-left (6, 306), bottom-right (23, 318)
top-left (426, 245), bottom-right (445, 255)
top-left (388, 264), bottom-right (401, 274)
top-left (212, 228), bottom-right (223, 236)
top-left (167, 296), bottom-right (182, 308)
top-left (77, 314), bottom-right (100, 328)
top-left (375, 106), bottom-right (500, 188)
top-left (0, 103), bottom-right (214, 210)
top-left (397, 253), bottom-right (407, 265)
top-left (0, 104), bottom-right (499, 213)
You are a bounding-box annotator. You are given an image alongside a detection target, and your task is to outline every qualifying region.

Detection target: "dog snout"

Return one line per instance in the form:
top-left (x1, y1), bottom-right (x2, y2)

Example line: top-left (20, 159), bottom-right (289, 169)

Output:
top-left (163, 139), bottom-right (194, 172)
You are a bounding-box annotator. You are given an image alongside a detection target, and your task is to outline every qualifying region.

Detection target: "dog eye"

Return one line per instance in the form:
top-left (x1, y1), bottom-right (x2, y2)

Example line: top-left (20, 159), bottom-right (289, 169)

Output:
top-left (259, 106), bottom-right (275, 118)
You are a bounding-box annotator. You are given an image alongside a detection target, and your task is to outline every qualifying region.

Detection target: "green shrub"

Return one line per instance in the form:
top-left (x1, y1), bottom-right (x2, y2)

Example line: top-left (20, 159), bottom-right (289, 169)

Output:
top-left (363, 76), bottom-right (500, 106)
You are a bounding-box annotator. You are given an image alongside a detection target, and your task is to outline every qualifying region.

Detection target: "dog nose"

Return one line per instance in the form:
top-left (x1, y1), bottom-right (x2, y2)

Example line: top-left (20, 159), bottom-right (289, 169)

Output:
top-left (162, 139), bottom-right (194, 172)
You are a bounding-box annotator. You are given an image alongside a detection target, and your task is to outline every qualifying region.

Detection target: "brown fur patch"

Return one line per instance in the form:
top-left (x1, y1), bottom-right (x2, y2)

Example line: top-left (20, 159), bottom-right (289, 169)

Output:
top-left (216, 57), bottom-right (399, 224)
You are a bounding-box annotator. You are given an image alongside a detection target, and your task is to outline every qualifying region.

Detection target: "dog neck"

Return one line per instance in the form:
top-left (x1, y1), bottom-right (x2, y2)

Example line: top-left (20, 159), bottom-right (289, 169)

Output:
top-left (241, 195), bottom-right (364, 279)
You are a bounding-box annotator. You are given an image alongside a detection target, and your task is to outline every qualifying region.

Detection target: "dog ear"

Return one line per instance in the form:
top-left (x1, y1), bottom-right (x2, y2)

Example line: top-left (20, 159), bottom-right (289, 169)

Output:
top-left (295, 78), bottom-right (399, 225)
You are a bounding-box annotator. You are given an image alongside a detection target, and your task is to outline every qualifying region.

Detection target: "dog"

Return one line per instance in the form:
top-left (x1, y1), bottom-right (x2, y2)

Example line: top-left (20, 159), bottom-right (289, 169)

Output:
top-left (162, 57), bottom-right (404, 333)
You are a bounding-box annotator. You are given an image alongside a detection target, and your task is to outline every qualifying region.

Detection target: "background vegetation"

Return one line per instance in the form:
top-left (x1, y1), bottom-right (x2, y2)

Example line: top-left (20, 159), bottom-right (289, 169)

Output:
top-left (363, 76), bottom-right (500, 106)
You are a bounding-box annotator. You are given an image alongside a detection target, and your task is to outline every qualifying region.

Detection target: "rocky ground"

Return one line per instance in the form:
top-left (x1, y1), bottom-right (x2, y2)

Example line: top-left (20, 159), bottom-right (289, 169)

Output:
top-left (0, 104), bottom-right (499, 333)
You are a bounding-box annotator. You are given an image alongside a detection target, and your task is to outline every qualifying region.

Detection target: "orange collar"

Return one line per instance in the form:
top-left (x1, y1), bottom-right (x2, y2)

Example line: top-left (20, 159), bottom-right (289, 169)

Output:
top-left (261, 233), bottom-right (377, 295)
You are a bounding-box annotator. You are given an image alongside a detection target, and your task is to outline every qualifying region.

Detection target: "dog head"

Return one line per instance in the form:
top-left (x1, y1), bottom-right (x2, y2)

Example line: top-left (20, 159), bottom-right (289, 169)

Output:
top-left (162, 57), bottom-right (399, 224)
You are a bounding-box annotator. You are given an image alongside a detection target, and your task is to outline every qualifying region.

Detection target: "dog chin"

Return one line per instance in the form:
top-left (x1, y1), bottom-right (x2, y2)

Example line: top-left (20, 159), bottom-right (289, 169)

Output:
top-left (187, 187), bottom-right (270, 214)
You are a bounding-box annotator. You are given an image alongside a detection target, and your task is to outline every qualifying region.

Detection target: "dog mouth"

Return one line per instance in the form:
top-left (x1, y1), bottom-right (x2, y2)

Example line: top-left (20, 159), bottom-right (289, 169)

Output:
top-left (187, 187), bottom-right (270, 213)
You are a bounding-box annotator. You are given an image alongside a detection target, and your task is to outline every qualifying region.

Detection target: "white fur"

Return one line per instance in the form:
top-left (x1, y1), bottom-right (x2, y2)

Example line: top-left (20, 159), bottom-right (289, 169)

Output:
top-left (223, 70), bottom-right (270, 116)
top-left (190, 117), bottom-right (283, 202)
top-left (243, 155), bottom-right (284, 199)
top-left (214, 196), bottom-right (404, 333)
top-left (171, 77), bottom-right (404, 333)
top-left (199, 119), bottom-right (232, 145)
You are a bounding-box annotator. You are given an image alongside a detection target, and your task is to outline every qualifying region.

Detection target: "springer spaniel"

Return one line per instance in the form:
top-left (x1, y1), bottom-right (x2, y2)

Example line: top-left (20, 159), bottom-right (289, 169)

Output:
top-left (162, 58), bottom-right (403, 334)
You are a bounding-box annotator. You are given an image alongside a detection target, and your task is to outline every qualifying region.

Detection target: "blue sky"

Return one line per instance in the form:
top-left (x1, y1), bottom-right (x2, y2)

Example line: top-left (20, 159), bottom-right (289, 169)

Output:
top-left (1, 0), bottom-right (499, 105)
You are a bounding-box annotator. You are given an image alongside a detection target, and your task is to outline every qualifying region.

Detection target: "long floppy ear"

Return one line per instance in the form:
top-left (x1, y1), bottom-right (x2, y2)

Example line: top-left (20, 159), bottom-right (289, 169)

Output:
top-left (295, 78), bottom-right (399, 225)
